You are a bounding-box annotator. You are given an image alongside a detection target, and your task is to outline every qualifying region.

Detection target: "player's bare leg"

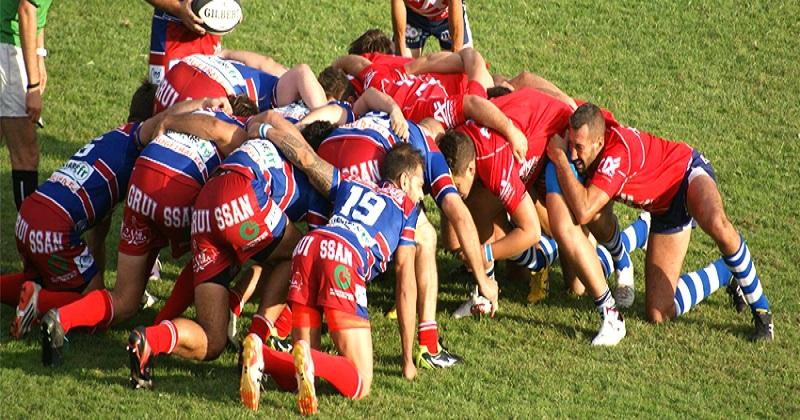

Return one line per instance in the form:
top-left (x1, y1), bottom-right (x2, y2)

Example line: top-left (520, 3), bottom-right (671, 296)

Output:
top-left (330, 327), bottom-right (374, 399)
top-left (643, 230), bottom-right (691, 323)
top-left (275, 64), bottom-right (327, 109)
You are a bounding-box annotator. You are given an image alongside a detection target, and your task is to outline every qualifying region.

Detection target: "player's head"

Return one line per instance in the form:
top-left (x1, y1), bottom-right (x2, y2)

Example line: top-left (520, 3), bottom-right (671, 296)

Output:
top-left (487, 86), bottom-right (512, 99)
top-left (128, 79), bottom-right (157, 123)
top-left (301, 120), bottom-right (337, 151)
top-left (318, 66), bottom-right (355, 102)
top-left (348, 28), bottom-right (392, 55)
top-left (568, 102), bottom-right (606, 175)
top-left (438, 130), bottom-right (476, 198)
top-left (383, 143), bottom-right (425, 203)
top-left (228, 94), bottom-right (259, 117)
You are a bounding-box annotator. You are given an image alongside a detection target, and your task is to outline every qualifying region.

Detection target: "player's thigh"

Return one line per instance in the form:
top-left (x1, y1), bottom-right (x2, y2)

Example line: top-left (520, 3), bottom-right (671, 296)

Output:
top-left (644, 229), bottom-right (691, 323)
top-left (330, 326), bottom-right (373, 396)
top-left (194, 282), bottom-right (231, 359)
top-left (686, 175), bottom-right (738, 254)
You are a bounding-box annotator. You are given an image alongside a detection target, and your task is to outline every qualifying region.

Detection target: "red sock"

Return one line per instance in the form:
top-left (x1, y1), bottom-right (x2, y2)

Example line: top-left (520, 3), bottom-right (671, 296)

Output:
top-left (274, 306), bottom-right (293, 338)
top-left (59, 289), bottom-right (113, 333)
top-left (36, 289), bottom-right (83, 314)
top-left (0, 273), bottom-right (26, 306)
top-left (418, 320), bottom-right (439, 352)
top-left (263, 347), bottom-right (298, 391)
top-left (228, 289), bottom-right (243, 317)
top-left (145, 320), bottom-right (178, 356)
top-left (248, 314), bottom-right (273, 341)
top-left (154, 264), bottom-right (194, 324)
top-left (310, 348), bottom-right (362, 398)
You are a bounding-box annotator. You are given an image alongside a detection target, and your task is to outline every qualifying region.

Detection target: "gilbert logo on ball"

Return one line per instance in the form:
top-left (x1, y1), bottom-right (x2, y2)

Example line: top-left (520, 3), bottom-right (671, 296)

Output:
top-left (192, 0), bottom-right (243, 35)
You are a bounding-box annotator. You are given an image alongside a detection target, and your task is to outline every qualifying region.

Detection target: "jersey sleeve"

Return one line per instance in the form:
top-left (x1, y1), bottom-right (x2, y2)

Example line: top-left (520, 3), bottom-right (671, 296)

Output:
top-left (328, 167), bottom-right (344, 201)
top-left (424, 141), bottom-right (459, 206)
top-left (398, 205), bottom-right (420, 247)
top-left (588, 138), bottom-right (629, 199)
top-left (481, 147), bottom-right (528, 214)
top-left (330, 100), bottom-right (356, 124)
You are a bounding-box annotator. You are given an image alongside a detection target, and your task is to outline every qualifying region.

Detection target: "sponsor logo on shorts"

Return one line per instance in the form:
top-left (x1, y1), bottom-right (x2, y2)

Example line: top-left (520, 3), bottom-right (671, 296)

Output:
top-left (121, 215), bottom-right (151, 247)
top-left (193, 246), bottom-right (219, 273)
top-left (334, 264), bottom-right (351, 290)
top-left (239, 220), bottom-right (259, 241)
top-left (50, 271), bottom-right (78, 284)
top-left (47, 254), bottom-right (70, 275)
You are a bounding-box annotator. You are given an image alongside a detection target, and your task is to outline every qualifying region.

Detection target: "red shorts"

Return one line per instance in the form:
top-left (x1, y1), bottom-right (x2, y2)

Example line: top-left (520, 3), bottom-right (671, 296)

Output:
top-left (118, 163), bottom-right (200, 258)
top-left (15, 194), bottom-right (97, 292)
top-left (148, 16), bottom-right (220, 85)
top-left (190, 170), bottom-right (288, 286)
top-left (287, 231), bottom-right (369, 320)
top-left (318, 137), bottom-right (385, 184)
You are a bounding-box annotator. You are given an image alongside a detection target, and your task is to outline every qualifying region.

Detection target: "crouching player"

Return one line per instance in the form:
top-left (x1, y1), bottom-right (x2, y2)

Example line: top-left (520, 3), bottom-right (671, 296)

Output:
top-left (2, 94), bottom-right (224, 339)
top-left (547, 103), bottom-right (773, 341)
top-left (238, 113), bottom-right (434, 414)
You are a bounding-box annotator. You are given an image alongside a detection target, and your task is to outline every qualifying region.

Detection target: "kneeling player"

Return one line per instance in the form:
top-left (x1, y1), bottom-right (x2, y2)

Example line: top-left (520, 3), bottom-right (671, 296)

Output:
top-left (238, 113), bottom-right (425, 414)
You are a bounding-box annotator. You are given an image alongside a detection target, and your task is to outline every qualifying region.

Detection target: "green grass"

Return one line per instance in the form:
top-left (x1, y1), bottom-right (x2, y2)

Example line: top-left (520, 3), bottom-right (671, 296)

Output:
top-left (2, 0), bottom-right (800, 417)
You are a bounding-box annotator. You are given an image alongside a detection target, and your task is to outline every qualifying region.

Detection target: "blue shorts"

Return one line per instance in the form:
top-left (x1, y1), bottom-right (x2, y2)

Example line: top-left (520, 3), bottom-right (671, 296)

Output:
top-left (651, 151), bottom-right (717, 234)
top-left (544, 161), bottom-right (583, 195)
top-left (404, 2), bottom-right (472, 51)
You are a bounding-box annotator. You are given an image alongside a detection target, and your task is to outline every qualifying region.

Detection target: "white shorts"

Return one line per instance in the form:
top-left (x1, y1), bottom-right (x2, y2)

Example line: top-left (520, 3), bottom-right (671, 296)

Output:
top-left (0, 43), bottom-right (28, 118)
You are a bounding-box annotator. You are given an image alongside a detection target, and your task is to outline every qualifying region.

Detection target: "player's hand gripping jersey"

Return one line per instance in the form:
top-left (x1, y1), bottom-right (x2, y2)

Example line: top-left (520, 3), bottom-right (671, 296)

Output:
top-left (456, 88), bottom-right (573, 212)
top-left (154, 54), bottom-right (278, 113)
top-left (589, 126), bottom-right (694, 214)
top-left (289, 171), bottom-right (419, 318)
top-left (15, 123), bottom-right (143, 289)
top-left (318, 112), bottom-right (458, 206)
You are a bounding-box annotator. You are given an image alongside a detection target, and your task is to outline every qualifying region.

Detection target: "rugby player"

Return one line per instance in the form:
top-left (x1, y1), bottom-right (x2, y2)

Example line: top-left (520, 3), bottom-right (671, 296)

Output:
top-left (237, 112), bottom-right (429, 414)
top-left (546, 103), bottom-right (772, 341)
top-left (39, 106), bottom-right (250, 366)
top-left (391, 0), bottom-right (471, 57)
top-left (126, 113), bottom-right (333, 390)
top-left (2, 94), bottom-right (228, 339)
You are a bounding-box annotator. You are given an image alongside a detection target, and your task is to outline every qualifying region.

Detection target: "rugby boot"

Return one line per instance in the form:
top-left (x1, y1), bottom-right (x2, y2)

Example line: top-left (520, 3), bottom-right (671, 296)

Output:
top-left (240, 334), bottom-right (264, 410)
top-left (11, 281), bottom-right (40, 339)
top-left (750, 309), bottom-right (774, 342)
top-left (41, 309), bottom-right (67, 366)
top-left (725, 282), bottom-right (748, 314)
top-left (293, 340), bottom-right (318, 416)
top-left (591, 306), bottom-right (626, 346)
top-left (527, 266), bottom-right (549, 304)
top-left (266, 332), bottom-right (293, 353)
top-left (127, 326), bottom-right (155, 389)
top-left (453, 286), bottom-right (480, 319)
top-left (612, 266), bottom-right (635, 308)
top-left (416, 342), bottom-right (463, 369)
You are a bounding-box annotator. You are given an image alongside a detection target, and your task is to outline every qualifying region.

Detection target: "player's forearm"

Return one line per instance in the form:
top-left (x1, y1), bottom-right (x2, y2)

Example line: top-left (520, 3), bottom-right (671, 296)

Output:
top-left (489, 226), bottom-right (539, 261)
top-left (18, 1), bottom-right (39, 85)
top-left (296, 104), bottom-right (347, 127)
top-left (463, 96), bottom-right (515, 137)
top-left (442, 195), bottom-right (491, 287)
top-left (332, 55), bottom-right (370, 77)
top-left (354, 88), bottom-right (400, 116)
top-left (395, 249), bottom-right (417, 372)
top-left (448, 1), bottom-right (465, 51)
top-left (552, 153), bottom-right (594, 224)
top-left (218, 49), bottom-right (287, 76)
top-left (390, 0), bottom-right (408, 56)
top-left (164, 114), bottom-right (246, 155)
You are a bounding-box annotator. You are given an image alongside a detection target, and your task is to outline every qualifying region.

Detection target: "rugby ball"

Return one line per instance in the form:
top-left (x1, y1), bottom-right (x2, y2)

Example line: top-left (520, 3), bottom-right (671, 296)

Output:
top-left (471, 295), bottom-right (493, 316)
top-left (192, 0), bottom-right (243, 36)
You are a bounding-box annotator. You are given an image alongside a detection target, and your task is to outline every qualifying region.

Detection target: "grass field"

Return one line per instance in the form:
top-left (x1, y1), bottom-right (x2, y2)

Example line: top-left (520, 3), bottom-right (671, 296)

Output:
top-left (2, 0), bottom-right (799, 417)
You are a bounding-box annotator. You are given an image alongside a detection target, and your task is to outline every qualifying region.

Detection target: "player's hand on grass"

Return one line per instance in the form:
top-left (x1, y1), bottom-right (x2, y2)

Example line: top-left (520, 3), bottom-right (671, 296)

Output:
top-left (480, 280), bottom-right (499, 317)
top-left (177, 0), bottom-right (207, 35)
top-left (546, 133), bottom-right (568, 162)
top-left (402, 362), bottom-right (417, 380)
top-left (26, 88), bottom-right (42, 122)
top-left (507, 122), bottom-right (528, 163)
top-left (390, 108), bottom-right (409, 141)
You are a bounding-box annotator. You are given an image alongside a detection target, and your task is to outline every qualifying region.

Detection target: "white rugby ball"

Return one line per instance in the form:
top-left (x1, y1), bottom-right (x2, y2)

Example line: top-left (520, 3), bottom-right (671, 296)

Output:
top-left (471, 295), bottom-right (493, 316)
top-left (192, 0), bottom-right (243, 36)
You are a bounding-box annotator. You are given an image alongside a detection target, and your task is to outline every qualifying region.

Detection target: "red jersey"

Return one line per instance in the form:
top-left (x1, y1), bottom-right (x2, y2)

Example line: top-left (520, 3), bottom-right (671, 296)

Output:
top-left (405, 0), bottom-right (450, 20)
top-left (589, 126), bottom-right (693, 213)
top-left (457, 88), bottom-right (573, 213)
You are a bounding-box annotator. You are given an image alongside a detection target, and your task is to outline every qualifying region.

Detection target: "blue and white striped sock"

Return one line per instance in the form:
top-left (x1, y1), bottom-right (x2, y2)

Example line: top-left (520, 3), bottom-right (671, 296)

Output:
top-left (600, 219), bottom-right (632, 271)
top-left (484, 243), bottom-right (496, 282)
top-left (621, 213), bottom-right (650, 253)
top-left (509, 235), bottom-right (558, 273)
top-left (596, 246), bottom-right (613, 279)
top-left (673, 259), bottom-right (731, 317)
top-left (594, 288), bottom-right (616, 315)
top-left (723, 236), bottom-right (770, 313)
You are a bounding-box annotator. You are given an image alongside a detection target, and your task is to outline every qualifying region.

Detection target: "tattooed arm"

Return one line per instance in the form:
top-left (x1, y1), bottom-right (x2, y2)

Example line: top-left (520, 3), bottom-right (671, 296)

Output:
top-left (248, 111), bottom-right (336, 194)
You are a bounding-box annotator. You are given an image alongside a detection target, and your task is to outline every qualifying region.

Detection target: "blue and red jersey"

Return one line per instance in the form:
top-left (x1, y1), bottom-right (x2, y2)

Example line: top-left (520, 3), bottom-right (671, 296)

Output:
top-left (138, 110), bottom-right (242, 186)
top-left (35, 123), bottom-right (142, 232)
top-left (220, 139), bottom-right (330, 227)
top-left (148, 10), bottom-right (221, 85)
top-left (320, 170), bottom-right (419, 282)
top-left (318, 112), bottom-right (458, 207)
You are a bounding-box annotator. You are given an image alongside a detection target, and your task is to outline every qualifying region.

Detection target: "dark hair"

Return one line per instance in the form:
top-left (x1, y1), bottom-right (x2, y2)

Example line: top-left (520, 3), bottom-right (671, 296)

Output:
top-left (301, 120), bottom-right (337, 151)
top-left (128, 79), bottom-right (156, 122)
top-left (228, 94), bottom-right (258, 117)
top-left (318, 66), bottom-right (351, 101)
top-left (487, 86), bottom-right (512, 99)
top-left (437, 130), bottom-right (476, 176)
top-left (383, 142), bottom-right (424, 183)
top-left (348, 28), bottom-right (392, 55)
top-left (569, 102), bottom-right (605, 135)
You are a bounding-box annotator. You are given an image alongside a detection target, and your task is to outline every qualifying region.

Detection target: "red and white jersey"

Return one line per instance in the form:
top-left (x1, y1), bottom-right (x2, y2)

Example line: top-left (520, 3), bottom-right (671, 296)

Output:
top-left (589, 127), bottom-right (694, 213)
top-left (405, 0), bottom-right (450, 20)
top-left (352, 53), bottom-right (467, 99)
top-left (457, 88), bottom-right (573, 213)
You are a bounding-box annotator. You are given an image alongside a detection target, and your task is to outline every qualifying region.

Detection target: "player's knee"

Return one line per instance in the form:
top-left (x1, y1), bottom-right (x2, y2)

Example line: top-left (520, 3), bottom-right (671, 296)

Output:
top-left (202, 326), bottom-right (228, 361)
top-left (705, 213), bottom-right (734, 242)
top-left (111, 289), bottom-right (140, 321)
top-left (646, 303), bottom-right (674, 324)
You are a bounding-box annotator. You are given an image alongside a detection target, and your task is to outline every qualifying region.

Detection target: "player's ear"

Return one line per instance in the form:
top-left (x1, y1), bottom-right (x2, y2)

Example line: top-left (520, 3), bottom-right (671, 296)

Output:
top-left (399, 171), bottom-right (411, 191)
top-left (467, 160), bottom-right (476, 177)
